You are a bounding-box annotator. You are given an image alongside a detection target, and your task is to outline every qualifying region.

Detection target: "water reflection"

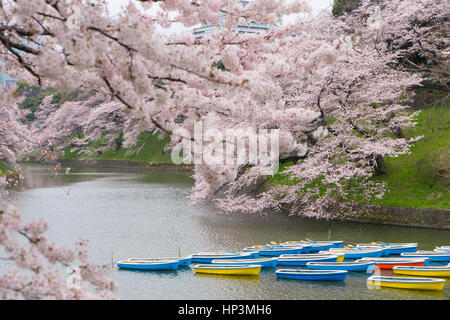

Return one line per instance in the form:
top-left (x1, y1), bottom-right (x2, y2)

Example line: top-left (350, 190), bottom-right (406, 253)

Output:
top-left (2, 163), bottom-right (449, 300)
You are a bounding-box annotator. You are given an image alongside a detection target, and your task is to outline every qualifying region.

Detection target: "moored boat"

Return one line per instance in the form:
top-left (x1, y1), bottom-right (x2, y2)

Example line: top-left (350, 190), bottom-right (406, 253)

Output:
top-left (317, 251), bottom-right (345, 262)
top-left (378, 243), bottom-right (418, 254)
top-left (282, 240), bottom-right (343, 249)
top-left (128, 256), bottom-right (192, 266)
top-left (277, 254), bottom-right (339, 266)
top-left (355, 244), bottom-right (391, 256)
top-left (192, 264), bottom-right (261, 276)
top-left (357, 257), bottom-right (428, 269)
top-left (435, 246), bottom-right (450, 252)
top-left (276, 269), bottom-right (347, 281)
top-left (241, 248), bottom-right (260, 258)
top-left (393, 265), bottom-right (450, 277)
top-left (367, 275), bottom-right (446, 291)
top-left (306, 261), bottom-right (376, 272)
top-left (277, 243), bottom-right (312, 253)
top-left (191, 252), bottom-right (255, 263)
top-left (211, 258), bottom-right (278, 268)
top-left (251, 246), bottom-right (304, 256)
top-left (325, 248), bottom-right (384, 259)
top-left (400, 251), bottom-right (450, 262)
top-left (357, 243), bottom-right (418, 255)
top-left (117, 259), bottom-right (179, 270)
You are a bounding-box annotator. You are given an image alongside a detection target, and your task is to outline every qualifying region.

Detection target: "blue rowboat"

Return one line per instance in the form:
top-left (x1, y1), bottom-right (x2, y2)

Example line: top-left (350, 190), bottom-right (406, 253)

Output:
top-left (281, 241), bottom-right (335, 252)
top-left (128, 256), bottom-right (192, 266)
top-left (276, 269), bottom-right (347, 281)
top-left (326, 248), bottom-right (384, 259)
top-left (356, 245), bottom-right (391, 256)
top-left (278, 243), bottom-right (312, 253)
top-left (302, 242), bottom-right (335, 252)
top-left (400, 251), bottom-right (450, 262)
top-left (380, 243), bottom-right (418, 254)
top-left (117, 259), bottom-right (179, 270)
top-left (239, 249), bottom-right (260, 258)
top-left (211, 258), bottom-right (278, 268)
top-left (191, 252), bottom-right (255, 263)
top-left (277, 254), bottom-right (339, 266)
top-left (435, 246), bottom-right (450, 252)
top-left (251, 246), bottom-right (304, 256)
top-left (306, 261), bottom-right (376, 272)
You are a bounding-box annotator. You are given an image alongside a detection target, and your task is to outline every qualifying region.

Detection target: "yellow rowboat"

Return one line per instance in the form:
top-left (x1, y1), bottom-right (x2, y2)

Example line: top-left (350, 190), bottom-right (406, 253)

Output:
top-left (393, 265), bottom-right (450, 277)
top-left (367, 276), bottom-right (446, 291)
top-left (192, 264), bottom-right (262, 276)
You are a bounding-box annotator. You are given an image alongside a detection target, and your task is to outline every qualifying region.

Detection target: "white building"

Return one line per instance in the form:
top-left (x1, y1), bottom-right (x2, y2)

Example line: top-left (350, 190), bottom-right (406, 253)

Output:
top-left (193, 0), bottom-right (270, 39)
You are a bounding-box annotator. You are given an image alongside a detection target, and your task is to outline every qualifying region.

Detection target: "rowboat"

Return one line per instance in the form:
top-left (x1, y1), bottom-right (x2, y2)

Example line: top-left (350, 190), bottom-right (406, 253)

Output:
top-left (296, 241), bottom-right (336, 252)
top-left (358, 243), bottom-right (418, 254)
top-left (355, 245), bottom-right (391, 256)
top-left (367, 275), bottom-right (446, 291)
top-left (250, 246), bottom-right (304, 256)
top-left (277, 243), bottom-right (312, 253)
top-left (400, 251), bottom-right (450, 262)
top-left (117, 259), bottom-right (179, 270)
top-left (280, 241), bottom-right (333, 252)
top-left (306, 261), bottom-right (376, 272)
top-left (211, 258), bottom-right (278, 268)
top-left (127, 256), bottom-right (192, 266)
top-left (378, 243), bottom-right (418, 254)
top-left (192, 264), bottom-right (261, 276)
top-left (241, 248), bottom-right (260, 258)
top-left (282, 240), bottom-right (343, 249)
top-left (191, 252), bottom-right (254, 263)
top-left (393, 265), bottom-right (450, 277)
top-left (357, 257), bottom-right (428, 269)
top-left (277, 254), bottom-right (339, 266)
top-left (326, 248), bottom-right (384, 259)
top-left (435, 246), bottom-right (450, 252)
top-left (276, 269), bottom-right (347, 281)
top-left (317, 251), bottom-right (345, 262)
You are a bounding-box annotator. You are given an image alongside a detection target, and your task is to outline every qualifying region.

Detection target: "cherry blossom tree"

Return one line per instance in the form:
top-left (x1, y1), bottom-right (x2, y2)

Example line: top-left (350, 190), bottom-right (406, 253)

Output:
top-left (0, 85), bottom-right (33, 178)
top-left (0, 0), bottom-right (447, 300)
top-left (1, 0), bottom-right (446, 218)
top-left (0, 204), bottom-right (115, 299)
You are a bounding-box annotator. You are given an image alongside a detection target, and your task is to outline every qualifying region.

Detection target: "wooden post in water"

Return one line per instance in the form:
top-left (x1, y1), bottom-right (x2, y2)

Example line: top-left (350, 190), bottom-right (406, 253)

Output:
top-left (178, 247), bottom-right (181, 257)
top-left (328, 229), bottom-right (331, 240)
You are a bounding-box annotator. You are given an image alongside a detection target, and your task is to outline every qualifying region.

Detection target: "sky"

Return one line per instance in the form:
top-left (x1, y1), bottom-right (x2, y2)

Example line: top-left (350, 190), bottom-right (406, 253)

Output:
top-left (106, 0), bottom-right (333, 16)
top-left (105, 0), bottom-right (334, 34)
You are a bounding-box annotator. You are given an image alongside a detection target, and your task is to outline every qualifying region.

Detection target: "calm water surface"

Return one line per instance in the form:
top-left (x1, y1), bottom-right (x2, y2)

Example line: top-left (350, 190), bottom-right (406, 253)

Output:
top-left (3, 163), bottom-right (450, 300)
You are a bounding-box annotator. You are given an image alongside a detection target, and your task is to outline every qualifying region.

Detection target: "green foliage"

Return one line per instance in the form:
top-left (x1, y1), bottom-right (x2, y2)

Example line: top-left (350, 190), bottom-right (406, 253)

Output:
top-left (212, 60), bottom-right (228, 71)
top-left (332, 0), bottom-right (362, 16)
top-left (0, 160), bottom-right (18, 179)
top-left (16, 81), bottom-right (90, 121)
top-left (62, 131), bottom-right (173, 164)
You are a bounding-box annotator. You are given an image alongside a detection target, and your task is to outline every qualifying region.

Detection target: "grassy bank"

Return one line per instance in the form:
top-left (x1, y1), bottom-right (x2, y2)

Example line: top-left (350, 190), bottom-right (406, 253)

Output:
top-left (371, 105), bottom-right (449, 209)
top-left (0, 160), bottom-right (19, 179)
top-left (269, 105), bottom-right (449, 210)
top-left (61, 131), bottom-right (173, 165)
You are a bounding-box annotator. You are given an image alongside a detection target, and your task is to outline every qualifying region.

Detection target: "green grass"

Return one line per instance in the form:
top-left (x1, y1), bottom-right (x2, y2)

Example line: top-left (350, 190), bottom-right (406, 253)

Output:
top-left (61, 131), bottom-right (173, 164)
top-left (371, 105), bottom-right (449, 209)
top-left (0, 160), bottom-right (19, 179)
